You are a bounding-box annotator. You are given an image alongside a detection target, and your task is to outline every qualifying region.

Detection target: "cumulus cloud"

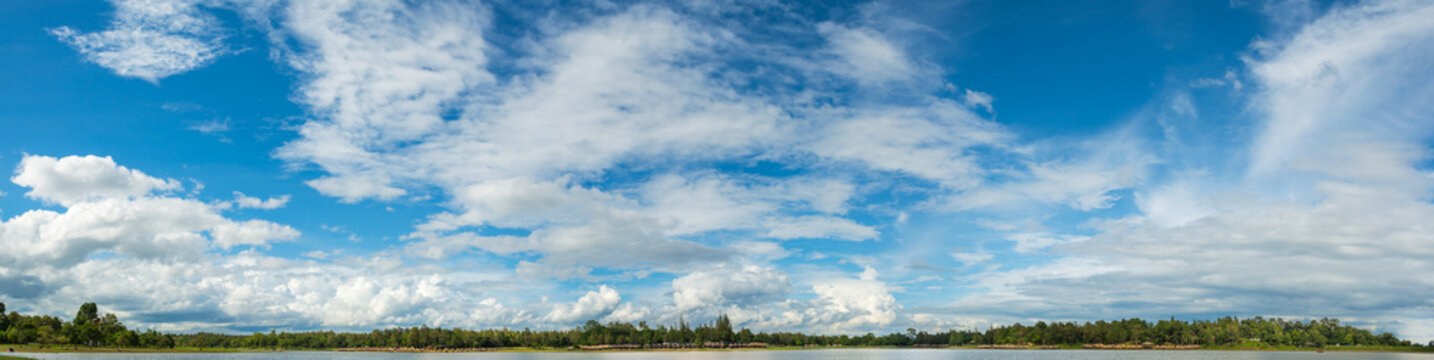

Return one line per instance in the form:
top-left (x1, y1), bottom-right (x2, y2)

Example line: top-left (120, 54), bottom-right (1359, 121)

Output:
top-left (51, 0), bottom-right (228, 82)
top-left (41, 253), bottom-right (520, 330)
top-left (603, 303), bottom-right (651, 324)
top-left (545, 286), bottom-right (622, 324)
top-left (0, 155), bottom-right (517, 332)
top-left (805, 270), bottom-right (899, 331)
top-left (1, 155), bottom-right (298, 269)
top-left (12, 155), bottom-right (182, 206)
top-left (210, 220), bottom-right (299, 249)
top-left (672, 265), bottom-right (790, 311)
top-left (656, 265), bottom-right (904, 333)
top-left (0, 156), bottom-right (433, 332)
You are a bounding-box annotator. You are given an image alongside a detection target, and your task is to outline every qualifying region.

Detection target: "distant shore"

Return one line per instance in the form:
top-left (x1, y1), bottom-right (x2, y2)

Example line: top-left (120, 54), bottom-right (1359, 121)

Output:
top-left (3, 344), bottom-right (255, 354)
top-left (7, 343), bottom-right (1431, 355)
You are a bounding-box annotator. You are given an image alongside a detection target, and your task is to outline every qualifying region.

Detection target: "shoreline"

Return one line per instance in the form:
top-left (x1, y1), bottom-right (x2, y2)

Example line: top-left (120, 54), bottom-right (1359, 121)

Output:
top-left (6, 344), bottom-right (1431, 355)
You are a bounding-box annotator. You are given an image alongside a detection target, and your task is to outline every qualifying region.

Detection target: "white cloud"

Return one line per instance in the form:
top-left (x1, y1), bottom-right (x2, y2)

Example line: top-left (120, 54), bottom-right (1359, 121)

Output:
top-left (1, 197), bottom-right (208, 267)
top-left (1246, 0), bottom-right (1434, 191)
top-left (963, 89), bottom-right (994, 112)
top-left (41, 253), bottom-right (519, 330)
top-left (0, 157), bottom-right (416, 333)
top-left (1189, 69), bottom-right (1242, 91)
top-left (672, 265), bottom-right (790, 311)
top-left (947, 127), bottom-right (1157, 211)
top-left (949, 249), bottom-right (993, 265)
top-left (276, 4), bottom-right (785, 204)
top-left (545, 285), bottom-right (622, 324)
top-left (273, 0), bottom-right (494, 202)
top-left (259, 2), bottom-right (1038, 289)
top-left (639, 173), bottom-right (778, 236)
top-left (952, 257), bottom-right (1123, 315)
top-left (807, 101), bottom-right (1012, 188)
top-left (188, 118), bottom-right (232, 142)
top-left (231, 191), bottom-right (290, 210)
top-left (778, 178), bottom-right (858, 215)
top-left (514, 261), bottom-right (593, 281)
top-left (31, 0), bottom-right (1434, 341)
top-left (406, 178), bottom-right (730, 272)
top-left (12, 155), bottom-right (182, 206)
top-left (654, 266), bottom-right (906, 333)
top-left (429, 178), bottom-right (637, 231)
top-left (944, 0), bottom-right (1434, 342)
top-left (1134, 175), bottom-right (1216, 228)
top-left (602, 303), bottom-right (650, 324)
top-left (51, 0), bottom-right (228, 82)
top-left (762, 215), bottom-right (878, 241)
top-left (306, 175), bottom-right (407, 203)
top-left (210, 219), bottom-right (299, 249)
top-left (188, 118), bottom-right (229, 134)
top-left (730, 241), bottom-right (791, 262)
top-left (1, 156), bottom-right (299, 269)
top-left (639, 174), bottom-right (869, 240)
top-left (1003, 232), bottom-right (1090, 254)
top-left (954, 184), bottom-right (1434, 336)
top-left (818, 22), bottom-right (918, 85)
top-left (805, 271), bottom-right (899, 331)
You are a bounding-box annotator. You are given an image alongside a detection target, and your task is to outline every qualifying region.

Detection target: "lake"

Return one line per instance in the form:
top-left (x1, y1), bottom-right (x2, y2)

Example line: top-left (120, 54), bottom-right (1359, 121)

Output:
top-left (11, 349), bottom-right (1434, 360)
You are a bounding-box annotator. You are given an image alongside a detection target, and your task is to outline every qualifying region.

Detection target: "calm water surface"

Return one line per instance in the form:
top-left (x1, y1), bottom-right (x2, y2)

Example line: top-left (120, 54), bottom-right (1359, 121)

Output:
top-left (14, 349), bottom-right (1434, 360)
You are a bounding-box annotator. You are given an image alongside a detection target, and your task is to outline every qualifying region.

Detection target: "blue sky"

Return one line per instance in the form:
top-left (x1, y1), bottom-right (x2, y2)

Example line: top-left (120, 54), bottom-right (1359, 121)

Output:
top-left (3, 0), bottom-right (1434, 341)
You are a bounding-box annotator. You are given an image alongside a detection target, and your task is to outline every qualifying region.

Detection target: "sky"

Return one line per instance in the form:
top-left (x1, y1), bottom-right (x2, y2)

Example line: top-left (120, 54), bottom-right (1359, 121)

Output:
top-left (1, 0), bottom-right (1433, 342)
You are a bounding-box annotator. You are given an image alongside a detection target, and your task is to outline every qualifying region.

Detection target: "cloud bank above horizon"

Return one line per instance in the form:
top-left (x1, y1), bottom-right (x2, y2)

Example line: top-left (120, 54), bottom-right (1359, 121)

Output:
top-left (3, 0), bottom-right (1433, 342)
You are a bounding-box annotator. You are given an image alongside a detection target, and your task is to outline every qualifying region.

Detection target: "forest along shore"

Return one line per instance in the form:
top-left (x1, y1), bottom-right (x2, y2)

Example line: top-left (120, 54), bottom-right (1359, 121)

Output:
top-left (2, 302), bottom-right (1430, 353)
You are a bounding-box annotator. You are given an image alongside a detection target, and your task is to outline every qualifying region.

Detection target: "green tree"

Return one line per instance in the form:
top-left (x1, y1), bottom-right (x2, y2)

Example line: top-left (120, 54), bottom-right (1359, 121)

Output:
top-left (73, 303), bottom-right (99, 325)
top-left (68, 303), bottom-right (105, 346)
top-left (715, 314), bottom-right (734, 343)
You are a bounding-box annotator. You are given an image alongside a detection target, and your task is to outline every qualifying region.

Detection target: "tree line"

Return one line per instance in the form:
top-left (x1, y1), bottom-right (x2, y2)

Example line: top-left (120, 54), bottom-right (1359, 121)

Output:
top-left (1, 302), bottom-right (1425, 349)
top-left (1, 302), bottom-right (175, 348)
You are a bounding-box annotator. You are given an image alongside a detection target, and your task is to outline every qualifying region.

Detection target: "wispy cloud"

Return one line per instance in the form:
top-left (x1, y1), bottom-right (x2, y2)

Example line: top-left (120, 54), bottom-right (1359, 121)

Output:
top-left (51, 0), bottom-right (228, 83)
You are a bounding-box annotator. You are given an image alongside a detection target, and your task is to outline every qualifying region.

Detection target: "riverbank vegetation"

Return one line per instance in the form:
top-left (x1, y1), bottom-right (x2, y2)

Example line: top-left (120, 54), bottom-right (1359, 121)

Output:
top-left (1, 302), bottom-right (1429, 352)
